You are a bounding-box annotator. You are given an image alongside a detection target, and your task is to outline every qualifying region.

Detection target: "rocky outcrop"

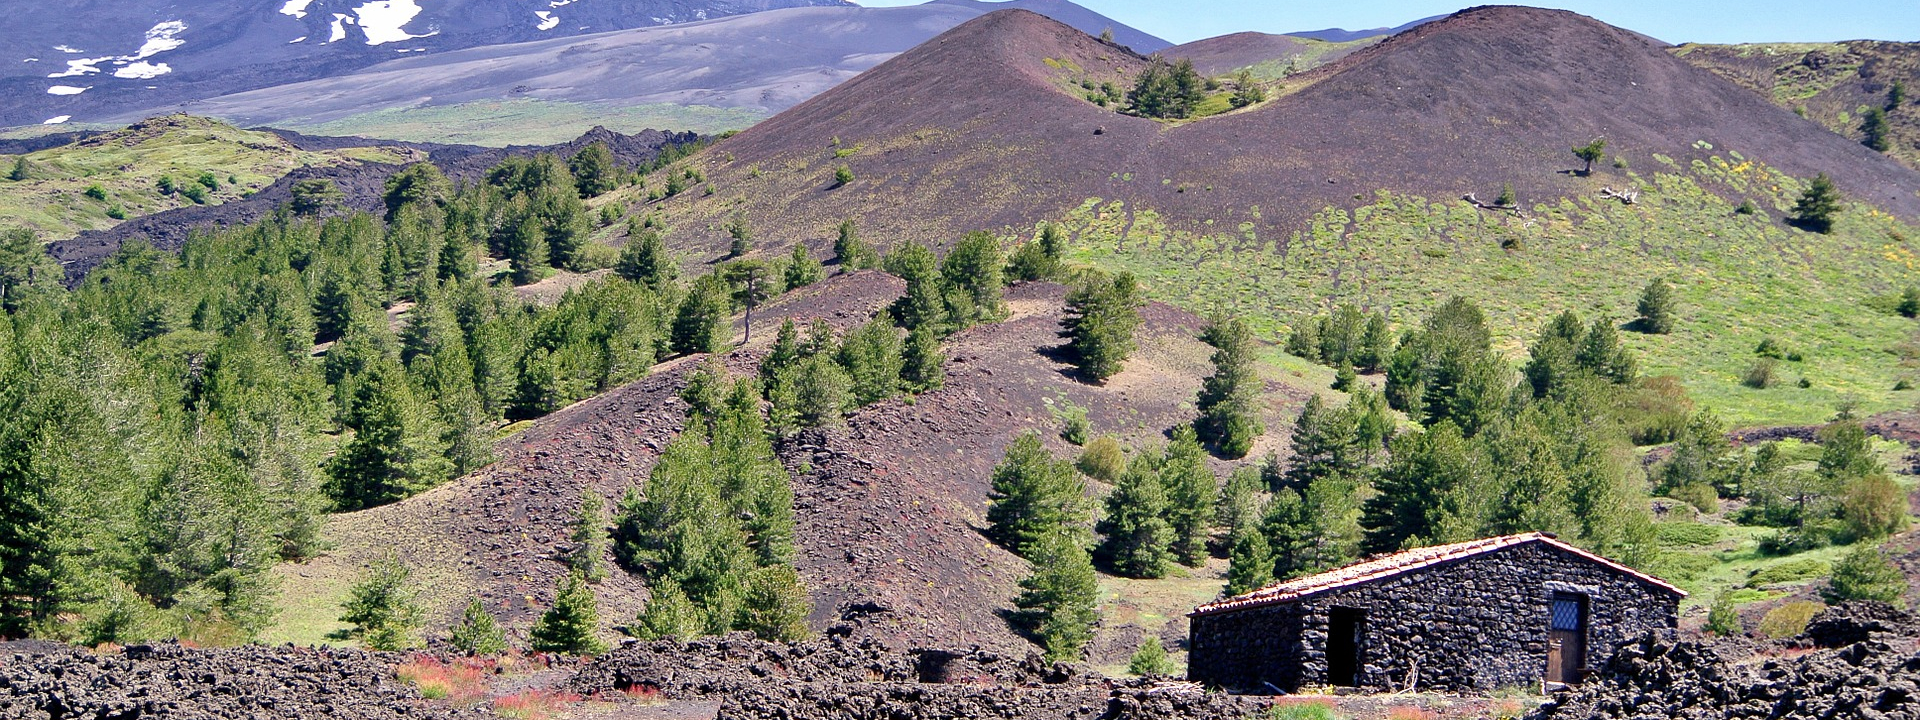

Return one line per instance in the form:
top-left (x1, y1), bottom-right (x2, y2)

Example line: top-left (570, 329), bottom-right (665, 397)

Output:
top-left (0, 642), bottom-right (490, 720)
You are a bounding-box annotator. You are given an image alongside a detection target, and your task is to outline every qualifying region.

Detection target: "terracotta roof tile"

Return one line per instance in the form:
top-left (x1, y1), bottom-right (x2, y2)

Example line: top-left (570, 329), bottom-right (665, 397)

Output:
top-left (1190, 532), bottom-right (1685, 617)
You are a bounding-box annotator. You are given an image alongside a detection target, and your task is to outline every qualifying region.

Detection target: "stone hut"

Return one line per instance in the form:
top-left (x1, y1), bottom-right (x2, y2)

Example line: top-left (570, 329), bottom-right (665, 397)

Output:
top-left (1186, 532), bottom-right (1683, 693)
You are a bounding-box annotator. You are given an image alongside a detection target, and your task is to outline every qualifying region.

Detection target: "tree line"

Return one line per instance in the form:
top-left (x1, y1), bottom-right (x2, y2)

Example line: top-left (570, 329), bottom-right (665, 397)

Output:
top-left (0, 142), bottom-right (836, 643)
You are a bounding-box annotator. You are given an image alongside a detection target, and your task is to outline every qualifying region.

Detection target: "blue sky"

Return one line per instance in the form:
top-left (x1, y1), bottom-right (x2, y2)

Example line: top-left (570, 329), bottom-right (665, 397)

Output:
top-left (852, 0), bottom-right (1920, 45)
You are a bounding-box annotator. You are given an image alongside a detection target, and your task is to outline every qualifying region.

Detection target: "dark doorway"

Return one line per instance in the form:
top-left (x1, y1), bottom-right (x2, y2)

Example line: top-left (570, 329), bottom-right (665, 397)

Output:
top-left (1327, 606), bottom-right (1366, 687)
top-left (1546, 593), bottom-right (1588, 684)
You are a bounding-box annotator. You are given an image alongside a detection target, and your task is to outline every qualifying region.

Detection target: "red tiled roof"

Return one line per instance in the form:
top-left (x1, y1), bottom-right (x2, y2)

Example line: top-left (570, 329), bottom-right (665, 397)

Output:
top-left (1190, 532), bottom-right (1685, 617)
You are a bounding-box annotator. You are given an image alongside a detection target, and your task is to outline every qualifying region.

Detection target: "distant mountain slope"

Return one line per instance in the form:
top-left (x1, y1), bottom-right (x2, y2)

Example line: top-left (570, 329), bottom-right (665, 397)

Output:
top-left (1676, 41), bottom-right (1920, 171)
top-left (0, 0), bottom-right (849, 128)
top-left (1287, 15), bottom-right (1439, 43)
top-left (85, 1), bottom-right (1166, 145)
top-left (1167, 31), bottom-right (1377, 78)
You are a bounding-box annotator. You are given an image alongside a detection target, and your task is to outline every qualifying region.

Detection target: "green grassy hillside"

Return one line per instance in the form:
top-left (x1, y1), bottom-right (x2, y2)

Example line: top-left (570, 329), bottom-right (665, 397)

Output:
top-left (1059, 150), bottom-right (1920, 428)
top-left (0, 115), bottom-right (409, 240)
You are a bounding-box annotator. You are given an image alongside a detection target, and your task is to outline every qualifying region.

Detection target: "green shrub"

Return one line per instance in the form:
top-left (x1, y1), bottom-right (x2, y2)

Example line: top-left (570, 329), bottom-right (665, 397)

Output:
top-left (84, 184), bottom-right (107, 201)
top-left (1743, 359), bottom-right (1778, 389)
top-left (106, 205), bottom-right (126, 220)
top-left (1655, 522), bottom-right (1722, 547)
top-left (1671, 482), bottom-right (1719, 513)
top-left (1057, 403), bottom-right (1090, 446)
top-left (1076, 436), bottom-right (1126, 483)
top-left (1825, 544), bottom-right (1908, 605)
top-left (1127, 637), bottom-right (1176, 676)
top-left (1757, 601), bottom-right (1823, 639)
top-left (1705, 593), bottom-right (1741, 636)
top-left (1647, 550), bottom-right (1715, 582)
top-left (1744, 558), bottom-right (1830, 588)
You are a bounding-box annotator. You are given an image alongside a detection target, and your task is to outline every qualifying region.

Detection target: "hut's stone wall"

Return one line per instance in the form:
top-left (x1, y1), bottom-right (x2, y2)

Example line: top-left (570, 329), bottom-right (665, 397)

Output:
top-left (1187, 541), bottom-right (1679, 692)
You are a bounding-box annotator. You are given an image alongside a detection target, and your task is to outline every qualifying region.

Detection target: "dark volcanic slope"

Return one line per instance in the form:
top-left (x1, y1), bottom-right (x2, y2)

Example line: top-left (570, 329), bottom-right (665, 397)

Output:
top-left (111, 0), bottom-right (1167, 131)
top-left (301, 274), bottom-right (1303, 654)
top-left (0, 0), bottom-right (848, 127)
top-left (640, 7), bottom-right (1920, 257)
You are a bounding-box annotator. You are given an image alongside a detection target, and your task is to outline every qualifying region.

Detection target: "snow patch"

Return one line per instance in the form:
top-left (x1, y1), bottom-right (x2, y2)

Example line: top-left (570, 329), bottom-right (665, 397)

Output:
top-left (328, 14), bottom-right (352, 43)
top-left (47, 85), bottom-right (89, 95)
top-left (53, 45), bottom-right (83, 54)
top-left (280, 0), bottom-right (315, 19)
top-left (114, 61), bottom-right (170, 79)
top-left (47, 57), bottom-right (105, 78)
top-left (133, 21), bottom-right (187, 58)
top-left (548, 0), bottom-right (578, 7)
top-left (290, 36), bottom-right (307, 43)
top-left (353, 0), bottom-right (436, 45)
top-left (534, 11), bottom-right (559, 30)
top-left (43, 115), bottom-right (71, 125)
top-left (23, 58), bottom-right (38, 63)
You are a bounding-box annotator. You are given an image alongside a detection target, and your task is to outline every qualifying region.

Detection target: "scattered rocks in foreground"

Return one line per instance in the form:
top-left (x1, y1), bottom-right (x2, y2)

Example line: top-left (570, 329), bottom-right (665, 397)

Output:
top-left (572, 632), bottom-right (1260, 720)
top-left (0, 642), bottom-right (490, 720)
top-left (1530, 603), bottom-right (1920, 720)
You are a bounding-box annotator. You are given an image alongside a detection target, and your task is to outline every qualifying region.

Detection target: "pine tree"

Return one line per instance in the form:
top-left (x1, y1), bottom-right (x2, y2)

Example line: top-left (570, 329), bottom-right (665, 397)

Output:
top-left (838, 318), bottom-right (904, 406)
top-left (900, 325), bottom-right (946, 393)
top-left (1224, 528), bottom-right (1274, 596)
top-left (530, 569), bottom-right (607, 655)
top-left (615, 227), bottom-right (678, 292)
top-left (1060, 271), bottom-right (1144, 382)
top-left (833, 219), bottom-right (877, 270)
top-left (506, 214), bottom-right (550, 284)
top-left (670, 276), bottom-right (731, 355)
top-left (986, 432), bottom-right (1090, 557)
top-left (718, 260), bottom-right (777, 344)
top-left (324, 363), bottom-right (450, 511)
top-left (885, 242), bottom-right (951, 334)
top-left (1825, 544), bottom-right (1907, 606)
top-left (1015, 530), bottom-right (1100, 662)
top-left (736, 565), bottom-right (810, 642)
top-left (633, 576), bottom-right (700, 641)
top-left (1096, 454), bottom-right (1175, 579)
top-left (1194, 316), bottom-right (1265, 459)
top-left (1162, 426), bottom-right (1217, 566)
top-left (769, 354), bottom-right (851, 432)
top-left (784, 243), bottom-right (824, 289)
top-left (759, 319), bottom-right (805, 388)
top-left (311, 268), bottom-right (363, 343)
top-left (569, 142), bottom-right (621, 197)
top-left (340, 556), bottom-right (422, 650)
top-left (1361, 421), bottom-right (1472, 553)
top-left (1216, 466), bottom-right (1267, 537)
top-left (382, 162), bottom-right (452, 220)
top-left (1791, 173), bottom-right (1842, 234)
top-left (1128, 637), bottom-right (1176, 676)
top-left (943, 231), bottom-right (1006, 322)
top-left (0, 229), bottom-right (60, 312)
top-left (449, 598), bottom-right (509, 655)
top-left (726, 215), bottom-right (754, 258)
top-left (1635, 278), bottom-right (1677, 334)
top-left (565, 492), bottom-right (609, 582)
top-left (1572, 138), bottom-right (1608, 175)
top-left (1862, 108), bottom-right (1892, 152)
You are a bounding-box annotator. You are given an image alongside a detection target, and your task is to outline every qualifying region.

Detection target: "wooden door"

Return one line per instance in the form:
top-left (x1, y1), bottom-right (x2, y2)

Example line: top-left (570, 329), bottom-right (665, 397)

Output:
top-left (1547, 594), bottom-right (1587, 684)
